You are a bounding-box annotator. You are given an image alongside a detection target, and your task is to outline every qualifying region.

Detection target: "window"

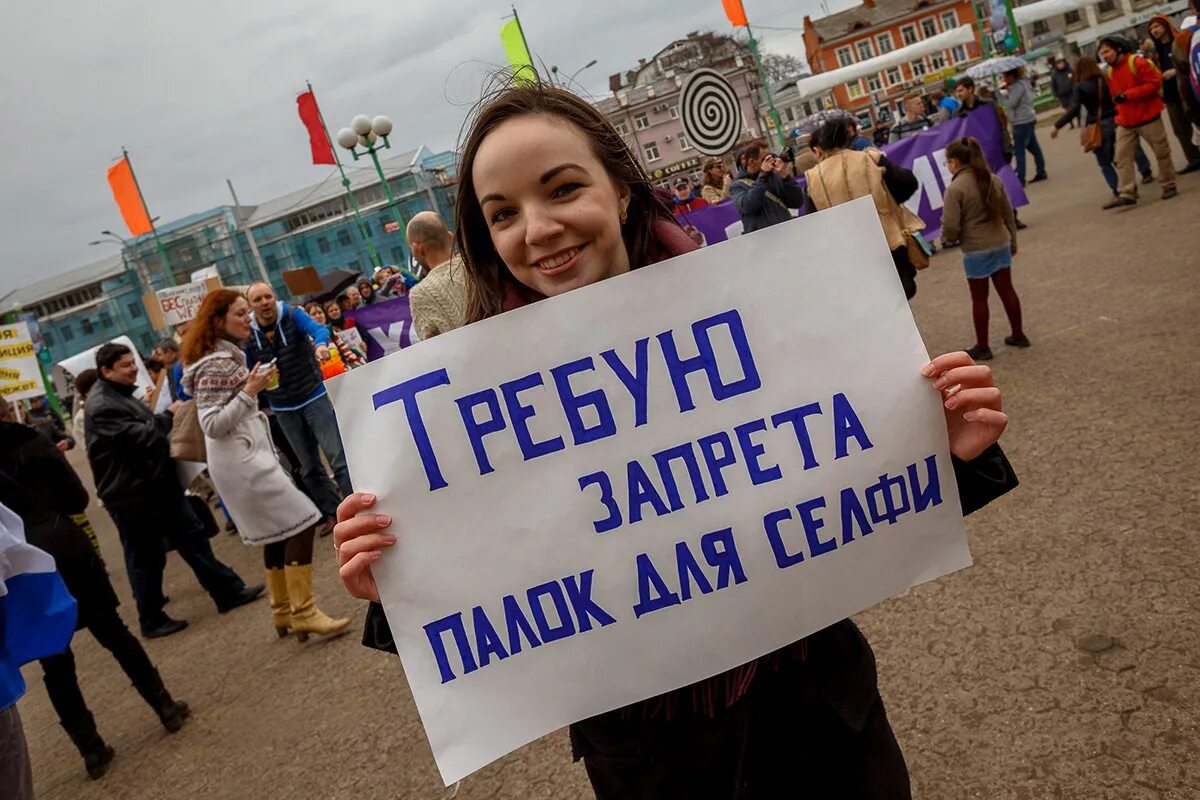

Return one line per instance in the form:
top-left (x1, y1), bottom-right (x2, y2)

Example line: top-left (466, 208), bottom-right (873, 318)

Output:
top-left (99, 310), bottom-right (113, 329)
top-left (80, 318), bottom-right (93, 335)
top-left (856, 112), bottom-right (873, 131)
top-left (911, 59), bottom-right (929, 78)
top-left (295, 241), bottom-right (311, 261)
top-left (43, 331), bottom-right (54, 347)
top-left (900, 24), bottom-right (919, 45)
top-left (128, 302), bottom-right (142, 319)
top-left (644, 141), bottom-right (660, 162)
top-left (264, 253), bottom-right (279, 272)
top-left (679, 134), bottom-right (692, 151)
top-left (940, 10), bottom-right (958, 30)
top-left (62, 325), bottom-right (74, 342)
top-left (317, 236), bottom-right (331, 254)
top-left (886, 66), bottom-right (902, 85)
top-left (930, 52), bottom-right (947, 70)
top-left (866, 74), bottom-right (883, 92)
top-left (634, 113), bottom-right (649, 130)
top-left (921, 17), bottom-right (939, 38)
top-left (614, 120), bottom-right (629, 135)
top-left (836, 46), bottom-right (854, 67)
top-left (846, 80), bottom-right (866, 99)
top-left (391, 246), bottom-right (407, 263)
top-left (1032, 20), bottom-right (1049, 35)
top-left (951, 45), bottom-right (967, 63)
top-left (1065, 10), bottom-right (1082, 24)
top-left (785, 107), bottom-right (796, 122)
top-left (876, 33), bottom-right (894, 53)
top-left (856, 40), bottom-right (873, 61)
top-left (1097, 0), bottom-right (1116, 13)
top-left (337, 229), bottom-right (352, 247)
top-left (349, 260), bottom-right (361, 271)
top-left (669, 107), bottom-right (679, 119)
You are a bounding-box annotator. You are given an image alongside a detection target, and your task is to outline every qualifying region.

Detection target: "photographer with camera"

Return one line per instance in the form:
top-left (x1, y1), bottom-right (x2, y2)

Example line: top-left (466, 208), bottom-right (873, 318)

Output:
top-left (729, 140), bottom-right (807, 233)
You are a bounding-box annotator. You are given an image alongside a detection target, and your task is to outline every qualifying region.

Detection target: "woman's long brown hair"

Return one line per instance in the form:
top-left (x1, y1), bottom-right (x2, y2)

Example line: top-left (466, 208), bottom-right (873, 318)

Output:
top-left (454, 78), bottom-right (676, 323)
top-left (180, 288), bottom-right (244, 365)
top-left (945, 136), bottom-right (1002, 223)
top-left (1073, 55), bottom-right (1104, 84)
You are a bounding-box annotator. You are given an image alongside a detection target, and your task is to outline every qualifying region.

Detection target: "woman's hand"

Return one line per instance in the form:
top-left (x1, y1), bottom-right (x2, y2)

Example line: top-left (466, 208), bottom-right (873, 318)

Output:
top-left (334, 492), bottom-right (396, 603)
top-left (1050, 127), bottom-right (1059, 139)
top-left (922, 352), bottom-right (1008, 461)
top-left (244, 363), bottom-right (276, 396)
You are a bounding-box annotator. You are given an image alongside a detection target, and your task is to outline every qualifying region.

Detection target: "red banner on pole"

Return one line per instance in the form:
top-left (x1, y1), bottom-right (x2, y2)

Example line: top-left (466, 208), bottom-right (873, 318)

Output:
top-left (106, 158), bottom-right (153, 237)
top-left (297, 91), bottom-right (336, 165)
top-left (722, 0), bottom-right (748, 27)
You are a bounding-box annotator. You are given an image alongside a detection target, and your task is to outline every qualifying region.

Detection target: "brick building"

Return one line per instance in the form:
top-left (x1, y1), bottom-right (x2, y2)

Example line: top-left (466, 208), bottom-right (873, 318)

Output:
top-left (803, 0), bottom-right (984, 128)
top-left (595, 32), bottom-right (768, 185)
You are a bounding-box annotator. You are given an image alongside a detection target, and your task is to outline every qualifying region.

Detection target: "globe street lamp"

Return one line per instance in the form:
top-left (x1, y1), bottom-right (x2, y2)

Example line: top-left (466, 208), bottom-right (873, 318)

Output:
top-left (336, 115), bottom-right (406, 235)
top-left (550, 59), bottom-right (598, 86)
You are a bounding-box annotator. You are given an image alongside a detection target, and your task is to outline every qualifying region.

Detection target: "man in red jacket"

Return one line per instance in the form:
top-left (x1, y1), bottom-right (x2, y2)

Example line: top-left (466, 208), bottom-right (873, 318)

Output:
top-left (1099, 35), bottom-right (1179, 205)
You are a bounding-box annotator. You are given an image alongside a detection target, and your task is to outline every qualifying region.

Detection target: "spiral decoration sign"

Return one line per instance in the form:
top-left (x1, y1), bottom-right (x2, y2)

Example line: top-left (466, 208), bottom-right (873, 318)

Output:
top-left (678, 68), bottom-right (743, 156)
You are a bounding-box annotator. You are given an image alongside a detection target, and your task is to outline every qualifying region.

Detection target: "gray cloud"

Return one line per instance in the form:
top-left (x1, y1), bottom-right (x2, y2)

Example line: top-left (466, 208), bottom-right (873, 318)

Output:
top-left (0, 0), bottom-right (833, 298)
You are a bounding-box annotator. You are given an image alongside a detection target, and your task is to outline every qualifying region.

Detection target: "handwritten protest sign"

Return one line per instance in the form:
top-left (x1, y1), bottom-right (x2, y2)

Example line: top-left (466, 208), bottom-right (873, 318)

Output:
top-left (0, 322), bottom-right (45, 401)
top-left (329, 198), bottom-right (970, 784)
top-left (155, 282), bottom-right (209, 327)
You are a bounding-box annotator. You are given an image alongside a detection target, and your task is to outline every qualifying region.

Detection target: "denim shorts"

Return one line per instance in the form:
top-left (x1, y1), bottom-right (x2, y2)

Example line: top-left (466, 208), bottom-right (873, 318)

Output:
top-left (962, 244), bottom-right (1013, 280)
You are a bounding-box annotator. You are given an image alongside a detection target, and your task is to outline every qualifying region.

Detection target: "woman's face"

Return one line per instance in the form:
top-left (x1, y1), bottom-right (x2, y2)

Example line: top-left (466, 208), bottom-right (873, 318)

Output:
top-left (221, 297), bottom-right (253, 341)
top-left (946, 156), bottom-right (963, 174)
top-left (473, 114), bottom-right (631, 298)
top-left (308, 305), bottom-right (326, 325)
top-left (359, 281), bottom-right (373, 298)
top-left (325, 303), bottom-right (342, 321)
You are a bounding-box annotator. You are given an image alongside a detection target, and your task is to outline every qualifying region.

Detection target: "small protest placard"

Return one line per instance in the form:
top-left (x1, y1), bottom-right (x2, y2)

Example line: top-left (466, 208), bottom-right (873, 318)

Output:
top-left (155, 282), bottom-right (209, 327)
top-left (329, 198), bottom-right (969, 784)
top-left (0, 322), bottom-right (44, 401)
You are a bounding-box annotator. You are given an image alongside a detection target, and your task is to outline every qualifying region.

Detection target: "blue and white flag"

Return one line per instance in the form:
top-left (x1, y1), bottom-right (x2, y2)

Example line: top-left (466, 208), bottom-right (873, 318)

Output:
top-left (0, 501), bottom-right (77, 710)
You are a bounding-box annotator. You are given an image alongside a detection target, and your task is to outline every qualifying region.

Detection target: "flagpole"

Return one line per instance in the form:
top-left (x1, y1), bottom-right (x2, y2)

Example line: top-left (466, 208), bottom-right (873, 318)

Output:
top-left (308, 81), bottom-right (382, 270)
top-left (742, 22), bottom-right (786, 151)
top-left (123, 147), bottom-right (177, 287)
top-left (509, 6), bottom-right (537, 80)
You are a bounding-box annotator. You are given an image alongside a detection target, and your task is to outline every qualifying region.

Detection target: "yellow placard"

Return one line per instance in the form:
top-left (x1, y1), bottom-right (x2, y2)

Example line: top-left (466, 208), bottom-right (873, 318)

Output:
top-left (0, 379), bottom-right (40, 397)
top-left (0, 367), bottom-right (21, 381)
top-left (0, 342), bottom-right (35, 360)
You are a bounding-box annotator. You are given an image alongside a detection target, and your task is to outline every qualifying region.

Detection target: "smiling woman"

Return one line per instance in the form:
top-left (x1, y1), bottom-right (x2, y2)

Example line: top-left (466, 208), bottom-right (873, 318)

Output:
top-left (334, 80), bottom-right (1017, 799)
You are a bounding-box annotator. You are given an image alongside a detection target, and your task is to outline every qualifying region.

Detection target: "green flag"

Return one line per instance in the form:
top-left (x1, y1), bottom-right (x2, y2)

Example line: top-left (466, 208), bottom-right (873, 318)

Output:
top-left (500, 18), bottom-right (535, 81)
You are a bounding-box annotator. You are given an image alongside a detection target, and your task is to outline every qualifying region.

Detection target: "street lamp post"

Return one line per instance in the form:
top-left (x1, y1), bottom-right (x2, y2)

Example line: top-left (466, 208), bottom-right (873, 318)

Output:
top-left (550, 59), bottom-right (598, 86)
top-left (336, 115), bottom-right (407, 237)
top-left (91, 230), bottom-right (151, 295)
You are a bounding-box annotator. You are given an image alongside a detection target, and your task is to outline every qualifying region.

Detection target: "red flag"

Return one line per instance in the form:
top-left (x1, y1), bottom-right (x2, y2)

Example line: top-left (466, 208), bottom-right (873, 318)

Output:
top-left (297, 90), bottom-right (336, 165)
top-left (106, 158), bottom-right (153, 237)
top-left (722, 0), bottom-right (748, 27)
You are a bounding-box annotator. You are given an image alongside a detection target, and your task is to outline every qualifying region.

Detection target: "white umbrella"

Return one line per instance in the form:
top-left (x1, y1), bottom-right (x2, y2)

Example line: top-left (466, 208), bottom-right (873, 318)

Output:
top-left (965, 56), bottom-right (1027, 79)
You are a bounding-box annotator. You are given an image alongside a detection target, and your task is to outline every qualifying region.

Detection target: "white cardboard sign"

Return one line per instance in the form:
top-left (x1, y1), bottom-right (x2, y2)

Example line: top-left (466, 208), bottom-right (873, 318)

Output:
top-left (156, 282), bottom-right (209, 327)
top-left (0, 322), bottom-right (44, 401)
top-left (329, 198), bottom-right (970, 784)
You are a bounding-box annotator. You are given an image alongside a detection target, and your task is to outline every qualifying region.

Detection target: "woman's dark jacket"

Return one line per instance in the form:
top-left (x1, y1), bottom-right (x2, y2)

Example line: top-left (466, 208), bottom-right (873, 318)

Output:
top-left (361, 444), bottom-right (1017, 731)
top-left (1054, 78), bottom-right (1115, 130)
top-left (0, 421), bottom-right (118, 629)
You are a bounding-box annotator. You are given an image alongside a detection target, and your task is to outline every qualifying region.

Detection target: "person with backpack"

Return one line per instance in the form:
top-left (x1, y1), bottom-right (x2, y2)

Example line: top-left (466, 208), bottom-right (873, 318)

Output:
top-left (1099, 35), bottom-right (1180, 205)
top-left (941, 137), bottom-right (1027, 363)
top-left (1145, 14), bottom-right (1200, 172)
top-left (1172, 0), bottom-right (1200, 129)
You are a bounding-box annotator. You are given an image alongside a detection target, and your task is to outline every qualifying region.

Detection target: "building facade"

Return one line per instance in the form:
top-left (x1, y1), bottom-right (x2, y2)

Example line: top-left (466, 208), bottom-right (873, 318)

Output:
top-left (803, 0), bottom-right (984, 129)
top-left (595, 32), bottom-right (770, 185)
top-left (1016, 0), bottom-right (1190, 56)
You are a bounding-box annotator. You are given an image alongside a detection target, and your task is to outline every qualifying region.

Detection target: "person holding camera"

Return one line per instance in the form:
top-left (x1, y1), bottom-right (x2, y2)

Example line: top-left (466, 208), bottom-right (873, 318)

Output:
top-left (181, 289), bottom-right (350, 642)
top-left (729, 140), bottom-right (807, 233)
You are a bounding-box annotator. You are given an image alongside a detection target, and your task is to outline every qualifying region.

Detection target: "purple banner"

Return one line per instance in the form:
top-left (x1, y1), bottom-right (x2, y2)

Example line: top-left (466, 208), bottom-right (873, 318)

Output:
top-left (343, 296), bottom-right (417, 361)
top-left (681, 106), bottom-right (1027, 246)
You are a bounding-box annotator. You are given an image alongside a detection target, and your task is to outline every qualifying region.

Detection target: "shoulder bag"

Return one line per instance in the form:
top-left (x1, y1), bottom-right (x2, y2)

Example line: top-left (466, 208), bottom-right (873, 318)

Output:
top-left (1080, 80), bottom-right (1105, 153)
top-left (169, 399), bottom-right (207, 463)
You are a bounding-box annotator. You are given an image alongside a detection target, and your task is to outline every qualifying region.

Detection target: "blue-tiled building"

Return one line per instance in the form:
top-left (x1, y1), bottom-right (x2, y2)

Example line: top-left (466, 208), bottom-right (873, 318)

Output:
top-left (1, 143), bottom-right (458, 368)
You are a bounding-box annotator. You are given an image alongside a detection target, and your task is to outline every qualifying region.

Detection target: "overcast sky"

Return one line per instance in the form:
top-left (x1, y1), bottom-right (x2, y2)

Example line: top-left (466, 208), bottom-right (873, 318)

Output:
top-left (0, 0), bottom-right (846, 299)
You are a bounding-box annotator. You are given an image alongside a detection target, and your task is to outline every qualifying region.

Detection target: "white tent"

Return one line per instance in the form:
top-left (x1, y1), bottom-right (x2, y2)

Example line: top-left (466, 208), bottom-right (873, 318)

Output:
top-left (795, 24), bottom-right (976, 100)
top-left (54, 335), bottom-right (154, 397)
top-left (1012, 0), bottom-right (1104, 26)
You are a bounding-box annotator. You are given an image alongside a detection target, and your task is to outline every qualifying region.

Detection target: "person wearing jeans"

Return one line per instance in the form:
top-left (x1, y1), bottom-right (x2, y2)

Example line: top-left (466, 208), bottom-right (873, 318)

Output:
top-left (1003, 67), bottom-right (1047, 186)
top-left (245, 282), bottom-right (353, 531)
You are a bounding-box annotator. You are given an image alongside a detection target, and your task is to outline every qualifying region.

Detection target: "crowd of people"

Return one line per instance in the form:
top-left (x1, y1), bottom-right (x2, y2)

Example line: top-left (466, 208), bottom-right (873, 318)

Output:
top-left (3, 6), bottom-right (1197, 797)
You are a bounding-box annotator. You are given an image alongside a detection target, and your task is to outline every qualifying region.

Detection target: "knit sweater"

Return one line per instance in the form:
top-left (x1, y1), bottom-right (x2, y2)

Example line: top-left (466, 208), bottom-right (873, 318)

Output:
top-left (408, 255), bottom-right (469, 341)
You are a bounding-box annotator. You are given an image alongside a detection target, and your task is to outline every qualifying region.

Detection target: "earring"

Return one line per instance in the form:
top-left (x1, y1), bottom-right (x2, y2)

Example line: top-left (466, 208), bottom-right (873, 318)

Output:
top-left (619, 207), bottom-right (628, 225)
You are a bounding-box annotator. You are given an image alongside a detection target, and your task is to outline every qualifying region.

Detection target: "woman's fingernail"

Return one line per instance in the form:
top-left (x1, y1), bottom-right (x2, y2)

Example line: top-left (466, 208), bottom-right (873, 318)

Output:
top-left (384, 535), bottom-right (397, 544)
top-left (363, 493), bottom-right (376, 504)
top-left (369, 550), bottom-right (383, 559)
top-left (945, 397), bottom-right (958, 409)
top-left (962, 411), bottom-right (976, 421)
top-left (933, 377), bottom-right (947, 389)
top-left (921, 363), bottom-right (935, 377)
top-left (377, 515), bottom-right (392, 527)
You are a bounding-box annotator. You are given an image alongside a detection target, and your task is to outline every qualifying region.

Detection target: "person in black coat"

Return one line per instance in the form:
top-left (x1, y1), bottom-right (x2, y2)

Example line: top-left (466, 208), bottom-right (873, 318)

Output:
top-left (85, 342), bottom-right (262, 638)
top-left (0, 397), bottom-right (189, 781)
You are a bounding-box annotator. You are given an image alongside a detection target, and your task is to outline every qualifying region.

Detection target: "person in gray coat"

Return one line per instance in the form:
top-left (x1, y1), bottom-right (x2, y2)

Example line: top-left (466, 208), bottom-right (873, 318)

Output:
top-left (1003, 67), bottom-right (1048, 186)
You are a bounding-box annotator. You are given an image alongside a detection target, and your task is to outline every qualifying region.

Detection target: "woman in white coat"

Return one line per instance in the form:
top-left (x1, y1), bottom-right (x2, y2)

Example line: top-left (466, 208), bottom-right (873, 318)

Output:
top-left (180, 289), bottom-right (348, 641)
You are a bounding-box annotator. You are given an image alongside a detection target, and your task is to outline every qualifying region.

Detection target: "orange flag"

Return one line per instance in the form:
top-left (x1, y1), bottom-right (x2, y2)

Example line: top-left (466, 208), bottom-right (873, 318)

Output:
top-left (722, 0), bottom-right (748, 27)
top-left (106, 157), bottom-right (153, 237)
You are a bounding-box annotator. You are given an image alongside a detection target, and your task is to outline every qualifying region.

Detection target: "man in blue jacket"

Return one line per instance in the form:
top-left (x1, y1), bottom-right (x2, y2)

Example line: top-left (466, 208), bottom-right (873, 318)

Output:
top-left (245, 282), bottom-right (350, 531)
top-left (729, 140), bottom-right (806, 234)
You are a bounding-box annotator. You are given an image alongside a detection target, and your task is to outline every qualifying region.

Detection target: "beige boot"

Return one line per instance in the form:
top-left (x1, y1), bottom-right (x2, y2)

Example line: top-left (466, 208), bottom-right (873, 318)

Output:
top-left (265, 568), bottom-right (291, 637)
top-left (284, 563), bottom-right (350, 642)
